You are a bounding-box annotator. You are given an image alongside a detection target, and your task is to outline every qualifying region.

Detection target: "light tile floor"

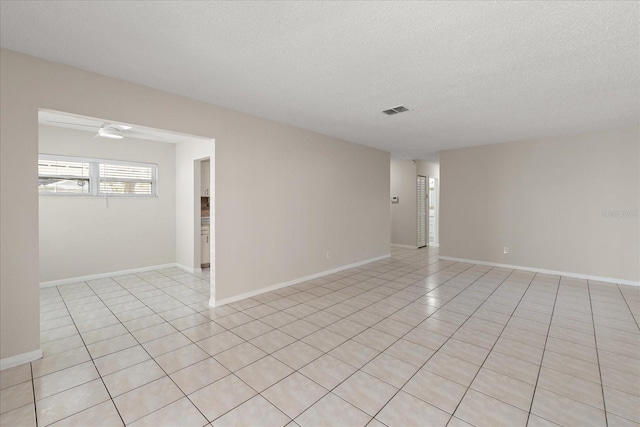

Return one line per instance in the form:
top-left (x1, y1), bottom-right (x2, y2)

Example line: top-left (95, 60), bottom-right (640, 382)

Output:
top-left (1, 246), bottom-right (639, 426)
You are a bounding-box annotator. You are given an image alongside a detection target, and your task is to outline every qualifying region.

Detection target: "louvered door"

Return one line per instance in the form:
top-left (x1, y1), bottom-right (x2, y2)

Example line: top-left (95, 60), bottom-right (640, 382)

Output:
top-left (417, 175), bottom-right (427, 248)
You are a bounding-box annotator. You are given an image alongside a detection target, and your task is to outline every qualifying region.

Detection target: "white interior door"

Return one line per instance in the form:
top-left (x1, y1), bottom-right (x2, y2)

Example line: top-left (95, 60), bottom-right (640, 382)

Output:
top-left (417, 175), bottom-right (427, 248)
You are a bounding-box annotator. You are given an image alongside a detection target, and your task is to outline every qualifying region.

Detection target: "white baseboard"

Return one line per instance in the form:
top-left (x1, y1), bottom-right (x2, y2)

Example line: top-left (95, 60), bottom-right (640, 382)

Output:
top-left (175, 264), bottom-right (202, 274)
top-left (40, 263), bottom-right (184, 288)
top-left (212, 254), bottom-right (391, 307)
top-left (1, 349), bottom-right (42, 371)
top-left (438, 256), bottom-right (640, 287)
top-left (391, 244), bottom-right (418, 250)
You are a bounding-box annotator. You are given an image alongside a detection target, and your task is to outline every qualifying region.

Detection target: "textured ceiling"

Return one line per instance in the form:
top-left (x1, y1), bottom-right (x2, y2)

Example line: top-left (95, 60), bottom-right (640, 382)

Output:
top-left (1, 1), bottom-right (638, 159)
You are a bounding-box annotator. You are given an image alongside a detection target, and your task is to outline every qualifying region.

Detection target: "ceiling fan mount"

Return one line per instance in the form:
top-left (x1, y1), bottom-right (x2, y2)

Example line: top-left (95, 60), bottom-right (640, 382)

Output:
top-left (44, 120), bottom-right (139, 139)
top-left (97, 124), bottom-right (128, 139)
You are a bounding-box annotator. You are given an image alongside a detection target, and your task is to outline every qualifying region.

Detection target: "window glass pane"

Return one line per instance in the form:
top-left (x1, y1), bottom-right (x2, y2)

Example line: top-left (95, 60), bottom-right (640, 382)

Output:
top-left (99, 163), bottom-right (153, 180)
top-left (98, 163), bottom-right (155, 195)
top-left (99, 181), bottom-right (152, 195)
top-left (39, 177), bottom-right (91, 194)
top-left (38, 158), bottom-right (90, 194)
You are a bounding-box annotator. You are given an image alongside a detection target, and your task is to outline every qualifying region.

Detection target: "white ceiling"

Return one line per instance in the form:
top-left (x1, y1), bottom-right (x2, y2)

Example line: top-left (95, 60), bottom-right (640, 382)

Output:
top-left (2, 1), bottom-right (639, 159)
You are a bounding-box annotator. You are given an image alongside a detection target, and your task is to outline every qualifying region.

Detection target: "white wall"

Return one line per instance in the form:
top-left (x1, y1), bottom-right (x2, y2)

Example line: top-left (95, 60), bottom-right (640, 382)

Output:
top-left (0, 49), bottom-right (390, 362)
top-left (416, 161), bottom-right (439, 178)
top-left (440, 127), bottom-right (640, 282)
top-left (390, 160), bottom-right (417, 247)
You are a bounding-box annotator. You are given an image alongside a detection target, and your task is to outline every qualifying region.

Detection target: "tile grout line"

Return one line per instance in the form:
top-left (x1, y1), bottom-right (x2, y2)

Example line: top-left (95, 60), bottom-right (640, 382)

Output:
top-left (615, 283), bottom-right (640, 332)
top-left (29, 363), bottom-right (38, 427)
top-left (586, 279), bottom-right (609, 427)
top-left (524, 274), bottom-right (561, 426)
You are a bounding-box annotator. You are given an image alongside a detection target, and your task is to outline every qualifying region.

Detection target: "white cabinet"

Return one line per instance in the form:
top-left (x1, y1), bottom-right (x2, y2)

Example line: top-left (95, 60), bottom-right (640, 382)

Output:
top-left (201, 233), bottom-right (210, 265)
top-left (201, 160), bottom-right (210, 197)
top-left (201, 224), bottom-right (210, 266)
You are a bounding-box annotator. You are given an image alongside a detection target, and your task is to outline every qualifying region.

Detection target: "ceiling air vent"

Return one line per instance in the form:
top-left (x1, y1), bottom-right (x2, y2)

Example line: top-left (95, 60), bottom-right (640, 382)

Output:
top-left (382, 105), bottom-right (409, 115)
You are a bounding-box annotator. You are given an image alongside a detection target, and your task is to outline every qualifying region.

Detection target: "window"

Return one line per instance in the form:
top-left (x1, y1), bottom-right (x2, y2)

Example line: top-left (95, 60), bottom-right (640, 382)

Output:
top-left (38, 157), bottom-right (91, 194)
top-left (38, 154), bottom-right (157, 196)
top-left (99, 162), bottom-right (155, 195)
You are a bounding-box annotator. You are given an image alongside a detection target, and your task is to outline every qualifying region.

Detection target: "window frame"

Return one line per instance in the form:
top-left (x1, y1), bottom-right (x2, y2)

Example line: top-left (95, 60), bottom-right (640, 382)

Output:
top-left (38, 154), bottom-right (158, 197)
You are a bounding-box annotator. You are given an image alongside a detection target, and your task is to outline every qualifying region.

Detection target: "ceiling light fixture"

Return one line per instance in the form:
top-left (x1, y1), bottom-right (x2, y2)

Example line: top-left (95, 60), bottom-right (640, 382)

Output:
top-left (97, 127), bottom-right (124, 139)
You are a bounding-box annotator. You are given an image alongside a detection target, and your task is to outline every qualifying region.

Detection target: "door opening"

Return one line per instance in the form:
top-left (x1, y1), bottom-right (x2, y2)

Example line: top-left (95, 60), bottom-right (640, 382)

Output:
top-left (200, 159), bottom-right (211, 269)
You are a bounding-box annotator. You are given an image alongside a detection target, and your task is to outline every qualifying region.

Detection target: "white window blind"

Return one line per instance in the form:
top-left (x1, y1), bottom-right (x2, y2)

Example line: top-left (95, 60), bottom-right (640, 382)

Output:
top-left (38, 154), bottom-right (157, 197)
top-left (38, 158), bottom-right (91, 194)
top-left (99, 163), bottom-right (155, 195)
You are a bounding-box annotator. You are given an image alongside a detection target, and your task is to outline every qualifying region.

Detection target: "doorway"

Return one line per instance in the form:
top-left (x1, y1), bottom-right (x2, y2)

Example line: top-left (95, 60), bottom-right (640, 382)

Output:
top-left (200, 159), bottom-right (211, 269)
top-left (37, 109), bottom-right (215, 303)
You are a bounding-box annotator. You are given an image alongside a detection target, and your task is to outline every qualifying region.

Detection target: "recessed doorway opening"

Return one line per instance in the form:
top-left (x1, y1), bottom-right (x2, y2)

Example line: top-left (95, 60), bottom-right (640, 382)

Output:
top-left (37, 109), bottom-right (216, 304)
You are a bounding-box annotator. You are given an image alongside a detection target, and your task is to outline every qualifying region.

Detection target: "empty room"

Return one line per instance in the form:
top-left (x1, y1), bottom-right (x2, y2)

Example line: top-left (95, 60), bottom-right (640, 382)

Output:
top-left (0, 1), bottom-right (638, 427)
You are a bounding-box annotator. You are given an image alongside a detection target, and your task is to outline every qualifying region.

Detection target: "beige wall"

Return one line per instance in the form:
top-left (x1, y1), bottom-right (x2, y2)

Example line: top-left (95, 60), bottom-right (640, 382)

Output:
top-left (0, 49), bottom-right (390, 362)
top-left (440, 127), bottom-right (640, 282)
top-left (38, 125), bottom-right (177, 282)
top-left (390, 160), bottom-right (417, 247)
top-left (215, 132), bottom-right (390, 302)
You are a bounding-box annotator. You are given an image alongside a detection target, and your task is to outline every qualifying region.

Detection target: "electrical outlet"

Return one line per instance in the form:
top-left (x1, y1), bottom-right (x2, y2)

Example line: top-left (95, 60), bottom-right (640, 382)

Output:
top-left (503, 247), bottom-right (510, 254)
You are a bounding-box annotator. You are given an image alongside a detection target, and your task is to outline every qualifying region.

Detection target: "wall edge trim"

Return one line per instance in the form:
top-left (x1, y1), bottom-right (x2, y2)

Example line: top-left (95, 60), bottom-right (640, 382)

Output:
top-left (211, 253), bottom-right (391, 307)
top-left (1, 349), bottom-right (42, 371)
top-left (438, 256), bottom-right (639, 287)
